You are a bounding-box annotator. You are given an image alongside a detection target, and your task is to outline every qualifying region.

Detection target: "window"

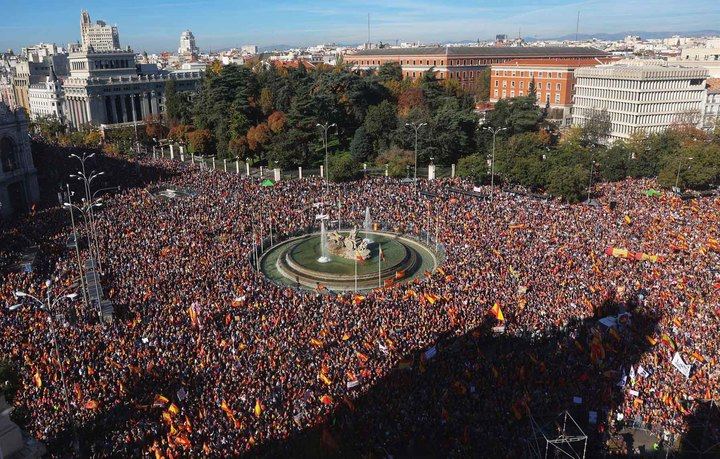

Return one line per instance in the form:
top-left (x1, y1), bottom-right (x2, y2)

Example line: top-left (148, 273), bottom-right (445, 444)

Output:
top-left (511, 81), bottom-right (515, 88)
top-left (510, 90), bottom-right (515, 97)
top-left (555, 93), bottom-right (560, 103)
top-left (502, 81), bottom-right (507, 88)
top-left (502, 90), bottom-right (507, 97)
top-left (520, 81), bottom-right (524, 89)
top-left (546, 82), bottom-right (551, 90)
top-left (556, 83), bottom-right (561, 90)
top-left (538, 72), bottom-right (543, 78)
top-left (494, 80), bottom-right (498, 87)
top-left (519, 90), bottom-right (524, 96)
top-left (494, 89), bottom-right (499, 97)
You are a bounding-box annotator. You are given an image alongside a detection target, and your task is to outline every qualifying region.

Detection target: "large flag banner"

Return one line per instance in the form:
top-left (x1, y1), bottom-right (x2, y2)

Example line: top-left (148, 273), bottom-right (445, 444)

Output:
top-left (671, 352), bottom-right (692, 378)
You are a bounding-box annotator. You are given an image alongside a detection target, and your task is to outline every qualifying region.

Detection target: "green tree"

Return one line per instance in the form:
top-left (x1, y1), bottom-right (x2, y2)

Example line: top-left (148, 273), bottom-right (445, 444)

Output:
top-left (376, 147), bottom-right (414, 177)
top-left (377, 62), bottom-right (403, 82)
top-left (328, 152), bottom-right (361, 181)
top-left (578, 109), bottom-right (612, 146)
top-left (363, 100), bottom-right (397, 153)
top-left (547, 164), bottom-right (589, 203)
top-left (457, 154), bottom-right (488, 184)
top-left (470, 67), bottom-right (492, 102)
top-left (658, 142), bottom-right (720, 190)
top-left (350, 126), bottom-right (374, 163)
top-left (599, 142), bottom-right (631, 182)
top-left (485, 95), bottom-right (542, 136)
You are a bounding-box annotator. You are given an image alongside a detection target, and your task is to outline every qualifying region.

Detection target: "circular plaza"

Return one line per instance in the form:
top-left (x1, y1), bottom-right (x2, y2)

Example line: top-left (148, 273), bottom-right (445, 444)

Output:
top-left (260, 230), bottom-right (440, 291)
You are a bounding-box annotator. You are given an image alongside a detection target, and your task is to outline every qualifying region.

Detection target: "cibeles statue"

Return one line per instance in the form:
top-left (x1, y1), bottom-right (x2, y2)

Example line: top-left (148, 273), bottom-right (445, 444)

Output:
top-left (327, 228), bottom-right (371, 260)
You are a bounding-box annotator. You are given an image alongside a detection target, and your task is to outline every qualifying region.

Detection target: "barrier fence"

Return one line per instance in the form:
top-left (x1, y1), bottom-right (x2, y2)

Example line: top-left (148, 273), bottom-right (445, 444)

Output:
top-left (150, 144), bottom-right (457, 182)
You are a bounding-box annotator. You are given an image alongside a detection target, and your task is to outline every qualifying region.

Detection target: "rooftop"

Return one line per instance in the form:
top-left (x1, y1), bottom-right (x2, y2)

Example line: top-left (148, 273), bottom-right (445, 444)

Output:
top-left (350, 46), bottom-right (609, 58)
top-left (707, 78), bottom-right (720, 92)
top-left (492, 57), bottom-right (617, 68)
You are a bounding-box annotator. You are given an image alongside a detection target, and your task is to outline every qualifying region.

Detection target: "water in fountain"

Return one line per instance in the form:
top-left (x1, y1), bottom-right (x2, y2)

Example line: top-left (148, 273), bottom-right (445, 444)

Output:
top-left (363, 206), bottom-right (373, 243)
top-left (317, 219), bottom-right (331, 263)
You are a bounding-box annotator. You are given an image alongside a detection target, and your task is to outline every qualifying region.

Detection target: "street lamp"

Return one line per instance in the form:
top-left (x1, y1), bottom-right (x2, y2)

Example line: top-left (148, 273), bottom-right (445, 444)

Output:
top-left (11, 283), bottom-right (80, 453)
top-left (317, 122), bottom-right (336, 194)
top-left (405, 122), bottom-right (427, 188)
top-left (482, 126), bottom-right (506, 199)
top-left (587, 160), bottom-right (597, 202)
top-left (675, 157), bottom-right (694, 190)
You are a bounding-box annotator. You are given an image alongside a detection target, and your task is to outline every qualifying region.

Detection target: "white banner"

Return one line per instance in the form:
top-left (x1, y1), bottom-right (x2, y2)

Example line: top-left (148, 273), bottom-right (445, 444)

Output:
top-left (672, 352), bottom-right (692, 378)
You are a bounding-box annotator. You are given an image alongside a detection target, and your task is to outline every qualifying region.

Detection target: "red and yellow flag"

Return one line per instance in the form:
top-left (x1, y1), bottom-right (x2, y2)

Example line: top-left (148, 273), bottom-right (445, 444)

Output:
top-left (489, 303), bottom-right (504, 321)
top-left (254, 399), bottom-right (263, 418)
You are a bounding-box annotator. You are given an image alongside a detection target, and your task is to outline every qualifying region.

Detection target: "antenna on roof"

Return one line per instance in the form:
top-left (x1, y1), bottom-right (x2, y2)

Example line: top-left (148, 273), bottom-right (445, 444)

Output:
top-left (575, 11), bottom-right (580, 42)
top-left (367, 13), bottom-right (371, 49)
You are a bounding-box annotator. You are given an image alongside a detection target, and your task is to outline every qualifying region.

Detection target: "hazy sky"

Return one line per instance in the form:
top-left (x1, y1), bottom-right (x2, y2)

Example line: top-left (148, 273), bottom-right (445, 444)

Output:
top-left (1, 0), bottom-right (718, 53)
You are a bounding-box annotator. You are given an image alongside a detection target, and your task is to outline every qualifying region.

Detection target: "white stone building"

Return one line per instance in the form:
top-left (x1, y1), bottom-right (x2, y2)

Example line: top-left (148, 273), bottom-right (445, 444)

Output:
top-left (0, 103), bottom-right (39, 218)
top-left (178, 30), bottom-right (199, 58)
top-left (80, 10), bottom-right (120, 51)
top-left (28, 72), bottom-right (64, 121)
top-left (703, 79), bottom-right (720, 130)
top-left (572, 60), bottom-right (708, 142)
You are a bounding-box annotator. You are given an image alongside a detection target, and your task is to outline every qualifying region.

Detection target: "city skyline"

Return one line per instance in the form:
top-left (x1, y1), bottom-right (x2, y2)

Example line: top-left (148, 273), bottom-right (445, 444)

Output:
top-left (1, 0), bottom-right (719, 53)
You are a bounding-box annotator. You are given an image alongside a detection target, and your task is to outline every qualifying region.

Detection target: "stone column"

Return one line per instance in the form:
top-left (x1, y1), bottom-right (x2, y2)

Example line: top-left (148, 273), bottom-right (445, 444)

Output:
top-left (451, 164), bottom-right (456, 178)
top-left (223, 159), bottom-right (227, 172)
top-left (274, 168), bottom-right (281, 181)
top-left (320, 165), bottom-right (324, 179)
top-left (150, 91), bottom-right (159, 116)
top-left (428, 164), bottom-right (436, 180)
top-left (236, 161), bottom-right (239, 174)
top-left (140, 92), bottom-right (150, 119)
top-left (169, 144), bottom-right (174, 160)
top-left (245, 161), bottom-right (250, 176)
top-left (108, 95), bottom-right (118, 124)
top-left (298, 166), bottom-right (302, 179)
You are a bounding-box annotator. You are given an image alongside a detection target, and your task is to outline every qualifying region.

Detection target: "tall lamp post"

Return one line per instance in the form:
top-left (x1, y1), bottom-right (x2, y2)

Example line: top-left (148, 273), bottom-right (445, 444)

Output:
top-left (482, 126), bottom-right (506, 199)
top-left (11, 281), bottom-right (80, 453)
top-left (675, 156), bottom-right (694, 190)
top-left (405, 122), bottom-right (427, 188)
top-left (317, 122), bottom-right (336, 194)
top-left (587, 160), bottom-right (597, 202)
top-left (70, 153), bottom-right (105, 271)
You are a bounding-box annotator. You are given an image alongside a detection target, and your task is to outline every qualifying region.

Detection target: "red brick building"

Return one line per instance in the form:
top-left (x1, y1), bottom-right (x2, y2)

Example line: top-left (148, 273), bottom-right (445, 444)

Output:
top-left (344, 46), bottom-right (609, 89)
top-left (489, 57), bottom-right (616, 123)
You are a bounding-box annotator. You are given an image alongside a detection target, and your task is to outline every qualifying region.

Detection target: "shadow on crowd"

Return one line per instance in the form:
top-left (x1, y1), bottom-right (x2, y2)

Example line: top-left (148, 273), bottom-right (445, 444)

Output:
top-left (248, 301), bottom-right (665, 458)
top-left (0, 142), bottom-right (176, 275)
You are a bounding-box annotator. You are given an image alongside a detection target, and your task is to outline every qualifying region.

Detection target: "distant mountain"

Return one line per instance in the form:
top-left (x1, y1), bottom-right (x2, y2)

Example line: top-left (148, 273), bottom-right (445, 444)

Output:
top-left (529, 30), bottom-right (720, 41)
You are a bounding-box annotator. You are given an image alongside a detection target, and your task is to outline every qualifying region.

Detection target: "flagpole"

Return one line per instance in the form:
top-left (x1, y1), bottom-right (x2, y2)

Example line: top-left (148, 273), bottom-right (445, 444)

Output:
top-left (378, 246), bottom-right (382, 288)
top-left (355, 253), bottom-right (358, 293)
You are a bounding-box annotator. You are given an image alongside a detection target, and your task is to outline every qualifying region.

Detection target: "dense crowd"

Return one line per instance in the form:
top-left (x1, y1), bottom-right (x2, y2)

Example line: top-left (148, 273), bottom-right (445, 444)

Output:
top-left (1, 155), bottom-right (718, 457)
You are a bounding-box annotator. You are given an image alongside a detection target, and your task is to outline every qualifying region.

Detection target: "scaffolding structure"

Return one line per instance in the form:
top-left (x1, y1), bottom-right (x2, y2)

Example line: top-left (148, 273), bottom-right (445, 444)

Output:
top-left (527, 411), bottom-right (588, 459)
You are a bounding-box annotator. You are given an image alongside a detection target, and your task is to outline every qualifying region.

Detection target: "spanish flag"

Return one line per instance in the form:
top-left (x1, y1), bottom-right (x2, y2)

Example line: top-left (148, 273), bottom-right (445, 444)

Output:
top-left (424, 292), bottom-right (440, 304)
top-left (352, 295), bottom-right (366, 305)
top-left (624, 215), bottom-right (632, 225)
top-left (660, 334), bottom-right (676, 350)
top-left (356, 351), bottom-right (369, 364)
top-left (319, 373), bottom-right (333, 386)
top-left (310, 338), bottom-right (324, 348)
top-left (320, 395), bottom-right (333, 405)
top-left (490, 303), bottom-right (504, 321)
top-left (84, 400), bottom-right (99, 410)
top-left (168, 403), bottom-right (180, 416)
top-left (188, 306), bottom-right (198, 327)
top-left (220, 400), bottom-right (235, 420)
top-left (646, 336), bottom-right (657, 346)
top-left (175, 435), bottom-right (191, 449)
top-left (32, 371), bottom-right (42, 388)
top-left (395, 269), bottom-right (405, 280)
top-left (254, 398), bottom-right (262, 418)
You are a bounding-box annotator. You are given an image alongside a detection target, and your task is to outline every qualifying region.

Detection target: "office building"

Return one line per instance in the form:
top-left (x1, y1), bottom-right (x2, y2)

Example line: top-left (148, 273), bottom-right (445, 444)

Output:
top-left (572, 60), bottom-right (708, 142)
top-left (28, 70), bottom-right (64, 121)
top-left (80, 10), bottom-right (120, 51)
top-left (178, 30), bottom-right (199, 58)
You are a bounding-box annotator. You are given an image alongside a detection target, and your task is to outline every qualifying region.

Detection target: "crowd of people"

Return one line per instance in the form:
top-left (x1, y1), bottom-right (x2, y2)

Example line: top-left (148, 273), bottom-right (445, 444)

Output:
top-left (1, 153), bottom-right (718, 457)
